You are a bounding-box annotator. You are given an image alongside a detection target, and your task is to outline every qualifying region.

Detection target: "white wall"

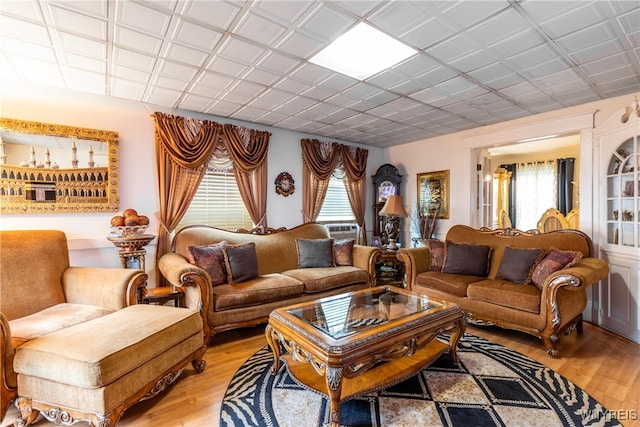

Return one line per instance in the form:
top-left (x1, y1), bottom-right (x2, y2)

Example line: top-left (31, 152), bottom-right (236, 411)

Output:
top-left (0, 81), bottom-right (384, 285)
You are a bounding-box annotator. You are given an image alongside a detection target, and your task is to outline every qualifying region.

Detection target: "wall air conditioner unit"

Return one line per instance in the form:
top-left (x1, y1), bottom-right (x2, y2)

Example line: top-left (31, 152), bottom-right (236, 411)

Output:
top-left (326, 223), bottom-right (358, 240)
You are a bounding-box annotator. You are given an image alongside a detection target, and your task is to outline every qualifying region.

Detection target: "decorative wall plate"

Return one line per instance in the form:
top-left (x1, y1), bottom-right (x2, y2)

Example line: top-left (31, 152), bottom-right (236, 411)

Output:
top-left (275, 171), bottom-right (295, 196)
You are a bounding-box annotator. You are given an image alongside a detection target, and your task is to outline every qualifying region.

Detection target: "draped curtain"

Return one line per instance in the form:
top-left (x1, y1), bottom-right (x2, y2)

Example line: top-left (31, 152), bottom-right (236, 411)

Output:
top-left (153, 112), bottom-right (270, 283)
top-left (514, 161), bottom-right (557, 230)
top-left (556, 158), bottom-right (575, 215)
top-left (300, 139), bottom-right (368, 244)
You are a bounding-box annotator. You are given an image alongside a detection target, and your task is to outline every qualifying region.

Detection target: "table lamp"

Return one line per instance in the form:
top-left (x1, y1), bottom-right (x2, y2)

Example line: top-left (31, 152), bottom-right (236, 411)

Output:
top-left (379, 195), bottom-right (408, 250)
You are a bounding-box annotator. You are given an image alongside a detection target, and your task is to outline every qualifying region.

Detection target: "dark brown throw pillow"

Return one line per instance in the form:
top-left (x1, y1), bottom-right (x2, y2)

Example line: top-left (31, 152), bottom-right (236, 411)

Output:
top-left (186, 241), bottom-right (228, 286)
top-left (442, 241), bottom-right (492, 277)
top-left (426, 239), bottom-right (445, 271)
top-left (495, 246), bottom-right (545, 284)
top-left (296, 238), bottom-right (335, 268)
top-left (223, 242), bottom-right (259, 284)
top-left (333, 239), bottom-right (355, 266)
top-left (531, 248), bottom-right (583, 289)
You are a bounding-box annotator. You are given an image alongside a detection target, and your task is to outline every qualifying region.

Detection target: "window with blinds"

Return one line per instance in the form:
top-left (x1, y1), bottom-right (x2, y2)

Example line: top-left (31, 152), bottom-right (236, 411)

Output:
top-left (178, 168), bottom-right (253, 231)
top-left (317, 176), bottom-right (355, 222)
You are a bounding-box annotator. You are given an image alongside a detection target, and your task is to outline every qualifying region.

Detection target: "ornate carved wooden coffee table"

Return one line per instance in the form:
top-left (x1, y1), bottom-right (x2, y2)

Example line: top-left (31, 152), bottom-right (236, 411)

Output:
top-left (265, 286), bottom-right (465, 427)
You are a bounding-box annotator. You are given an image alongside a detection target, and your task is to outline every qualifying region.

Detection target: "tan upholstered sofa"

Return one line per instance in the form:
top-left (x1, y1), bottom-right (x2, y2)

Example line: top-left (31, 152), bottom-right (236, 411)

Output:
top-left (397, 226), bottom-right (609, 357)
top-left (159, 222), bottom-right (381, 344)
top-left (1, 230), bottom-right (206, 426)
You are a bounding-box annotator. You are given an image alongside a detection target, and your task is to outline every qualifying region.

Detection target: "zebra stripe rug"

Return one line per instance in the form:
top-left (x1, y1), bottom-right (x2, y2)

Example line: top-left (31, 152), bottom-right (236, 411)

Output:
top-left (220, 334), bottom-right (622, 427)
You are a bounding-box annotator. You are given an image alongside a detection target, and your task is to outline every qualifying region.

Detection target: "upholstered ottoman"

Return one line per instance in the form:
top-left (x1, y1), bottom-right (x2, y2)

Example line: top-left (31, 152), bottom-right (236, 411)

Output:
top-left (12, 304), bottom-right (206, 427)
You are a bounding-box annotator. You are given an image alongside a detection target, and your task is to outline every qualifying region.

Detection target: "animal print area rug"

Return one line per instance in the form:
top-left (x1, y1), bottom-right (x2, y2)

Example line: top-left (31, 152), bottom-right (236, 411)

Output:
top-left (220, 334), bottom-right (621, 427)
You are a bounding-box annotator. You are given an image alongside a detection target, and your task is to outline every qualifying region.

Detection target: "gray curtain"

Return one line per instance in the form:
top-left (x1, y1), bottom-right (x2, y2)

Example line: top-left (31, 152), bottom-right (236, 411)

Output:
top-left (557, 158), bottom-right (575, 215)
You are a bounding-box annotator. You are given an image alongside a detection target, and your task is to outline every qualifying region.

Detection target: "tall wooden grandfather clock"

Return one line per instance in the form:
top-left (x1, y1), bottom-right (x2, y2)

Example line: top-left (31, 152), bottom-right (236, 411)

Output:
top-left (372, 164), bottom-right (403, 246)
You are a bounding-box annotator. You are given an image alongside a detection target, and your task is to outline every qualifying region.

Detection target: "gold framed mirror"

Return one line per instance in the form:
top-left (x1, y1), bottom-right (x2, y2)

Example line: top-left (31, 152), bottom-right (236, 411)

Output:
top-left (0, 117), bottom-right (119, 213)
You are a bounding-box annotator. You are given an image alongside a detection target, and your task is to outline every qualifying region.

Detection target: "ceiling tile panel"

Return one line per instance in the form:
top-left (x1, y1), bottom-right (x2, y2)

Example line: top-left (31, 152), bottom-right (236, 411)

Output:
top-left (115, 2), bottom-right (171, 37)
top-left (488, 29), bottom-right (544, 58)
top-left (180, 0), bottom-right (243, 31)
top-left (483, 73), bottom-right (527, 90)
top-left (427, 34), bottom-right (479, 64)
top-left (234, 11), bottom-right (288, 46)
top-left (114, 26), bottom-right (163, 55)
top-left (164, 43), bottom-right (209, 67)
top-left (242, 67), bottom-right (281, 86)
top-left (273, 76), bottom-right (313, 96)
top-left (522, 58), bottom-right (570, 79)
top-left (368, 1), bottom-right (431, 37)
top-left (64, 52), bottom-right (105, 73)
top-left (48, 4), bottom-right (106, 39)
top-left (110, 77), bottom-right (146, 100)
top-left (254, 0), bottom-right (314, 26)
top-left (300, 86), bottom-right (335, 101)
top-left (208, 99), bottom-right (242, 116)
top-left (391, 54), bottom-right (440, 79)
top-left (250, 88), bottom-right (295, 108)
top-left (506, 45), bottom-right (558, 69)
top-left (465, 9), bottom-right (529, 47)
top-left (318, 73), bottom-right (357, 92)
top-left (616, 7), bottom-right (640, 34)
top-left (206, 56), bottom-right (248, 78)
top-left (217, 36), bottom-right (266, 65)
top-left (581, 51), bottom-right (632, 75)
top-left (449, 49), bottom-right (497, 73)
top-left (275, 30), bottom-right (324, 59)
top-left (112, 64), bottom-right (151, 82)
top-left (178, 93), bottom-right (214, 112)
top-left (153, 75), bottom-right (189, 91)
top-left (538, 3), bottom-right (605, 39)
top-left (0, 0), bottom-right (45, 22)
top-left (276, 96), bottom-right (318, 114)
top-left (290, 62), bottom-right (334, 85)
top-left (556, 21), bottom-right (616, 53)
top-left (569, 38), bottom-right (625, 64)
top-left (256, 110), bottom-right (289, 125)
top-left (588, 64), bottom-right (637, 84)
top-left (0, 15), bottom-right (50, 45)
top-left (439, 0), bottom-right (509, 30)
top-left (158, 60), bottom-right (197, 80)
top-left (399, 17), bottom-right (457, 50)
top-left (1, 38), bottom-right (56, 62)
top-left (387, 79), bottom-right (428, 96)
top-left (414, 65), bottom-right (458, 86)
top-left (257, 51), bottom-right (300, 74)
top-left (64, 67), bottom-right (105, 94)
top-left (196, 71), bottom-right (236, 90)
top-left (172, 19), bottom-right (224, 51)
top-left (297, 3), bottom-right (355, 42)
top-left (58, 32), bottom-right (106, 59)
top-left (519, 0), bottom-right (581, 24)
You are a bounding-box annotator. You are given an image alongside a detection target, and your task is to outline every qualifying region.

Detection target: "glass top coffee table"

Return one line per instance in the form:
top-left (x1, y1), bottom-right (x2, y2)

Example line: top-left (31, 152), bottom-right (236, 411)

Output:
top-left (265, 286), bottom-right (465, 427)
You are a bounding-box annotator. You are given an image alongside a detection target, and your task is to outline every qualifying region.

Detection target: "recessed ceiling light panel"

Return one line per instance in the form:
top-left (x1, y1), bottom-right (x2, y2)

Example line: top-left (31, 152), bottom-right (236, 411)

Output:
top-left (309, 23), bottom-right (416, 80)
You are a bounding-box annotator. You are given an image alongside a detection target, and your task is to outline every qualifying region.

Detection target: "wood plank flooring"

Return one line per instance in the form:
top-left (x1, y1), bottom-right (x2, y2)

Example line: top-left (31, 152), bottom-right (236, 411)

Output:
top-left (3, 322), bottom-right (639, 427)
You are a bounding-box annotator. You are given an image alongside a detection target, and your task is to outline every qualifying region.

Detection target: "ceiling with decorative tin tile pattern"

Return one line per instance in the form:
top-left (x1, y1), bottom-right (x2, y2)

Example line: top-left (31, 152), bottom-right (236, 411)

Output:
top-left (1, 0), bottom-right (638, 147)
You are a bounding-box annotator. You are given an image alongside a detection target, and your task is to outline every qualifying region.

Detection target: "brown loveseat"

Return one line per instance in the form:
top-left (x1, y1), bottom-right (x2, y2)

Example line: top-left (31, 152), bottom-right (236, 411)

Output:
top-left (158, 222), bottom-right (380, 344)
top-left (397, 225), bottom-right (609, 357)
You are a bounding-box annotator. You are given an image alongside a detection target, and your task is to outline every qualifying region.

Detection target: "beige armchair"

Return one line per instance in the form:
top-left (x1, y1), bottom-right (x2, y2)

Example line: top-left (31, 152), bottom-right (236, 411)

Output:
top-left (0, 230), bottom-right (147, 421)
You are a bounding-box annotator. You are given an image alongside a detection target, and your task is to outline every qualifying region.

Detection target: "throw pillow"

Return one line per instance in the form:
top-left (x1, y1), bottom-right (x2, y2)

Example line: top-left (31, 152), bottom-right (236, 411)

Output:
top-left (442, 241), bottom-right (492, 277)
top-left (426, 239), bottom-right (445, 271)
top-left (333, 239), bottom-right (355, 266)
top-left (223, 242), bottom-right (259, 284)
top-left (296, 238), bottom-right (335, 268)
top-left (495, 246), bottom-right (545, 284)
top-left (531, 248), bottom-right (583, 289)
top-left (186, 241), bottom-right (228, 286)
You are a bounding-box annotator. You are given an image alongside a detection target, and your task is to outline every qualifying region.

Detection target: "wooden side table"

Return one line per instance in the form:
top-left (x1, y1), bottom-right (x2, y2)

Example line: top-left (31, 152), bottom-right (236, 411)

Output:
top-left (374, 250), bottom-right (405, 287)
top-left (140, 287), bottom-right (185, 307)
top-left (107, 234), bottom-right (155, 271)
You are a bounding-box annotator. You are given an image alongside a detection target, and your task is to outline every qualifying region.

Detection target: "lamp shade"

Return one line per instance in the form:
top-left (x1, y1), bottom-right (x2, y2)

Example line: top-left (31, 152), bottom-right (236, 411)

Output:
top-left (379, 195), bottom-right (408, 217)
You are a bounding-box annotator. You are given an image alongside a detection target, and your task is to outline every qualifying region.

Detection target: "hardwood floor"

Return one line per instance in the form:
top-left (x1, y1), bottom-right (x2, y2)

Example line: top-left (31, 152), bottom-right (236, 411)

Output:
top-left (3, 322), bottom-right (639, 427)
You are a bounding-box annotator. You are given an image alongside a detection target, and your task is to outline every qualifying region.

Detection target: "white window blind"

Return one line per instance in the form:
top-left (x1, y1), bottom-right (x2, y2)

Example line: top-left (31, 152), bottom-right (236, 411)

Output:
top-left (178, 168), bottom-right (253, 231)
top-left (317, 176), bottom-right (355, 222)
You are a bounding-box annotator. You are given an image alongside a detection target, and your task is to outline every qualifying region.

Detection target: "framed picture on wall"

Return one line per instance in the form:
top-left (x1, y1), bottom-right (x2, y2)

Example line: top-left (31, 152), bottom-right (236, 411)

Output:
top-left (417, 170), bottom-right (450, 219)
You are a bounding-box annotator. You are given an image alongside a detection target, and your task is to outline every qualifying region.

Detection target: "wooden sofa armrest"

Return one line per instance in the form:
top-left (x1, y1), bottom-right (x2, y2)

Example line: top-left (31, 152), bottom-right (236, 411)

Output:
top-left (540, 257), bottom-right (609, 333)
top-left (352, 245), bottom-right (382, 285)
top-left (158, 253), bottom-right (212, 343)
top-left (396, 247), bottom-right (432, 291)
top-left (1, 311), bottom-right (16, 421)
top-left (62, 267), bottom-right (148, 309)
